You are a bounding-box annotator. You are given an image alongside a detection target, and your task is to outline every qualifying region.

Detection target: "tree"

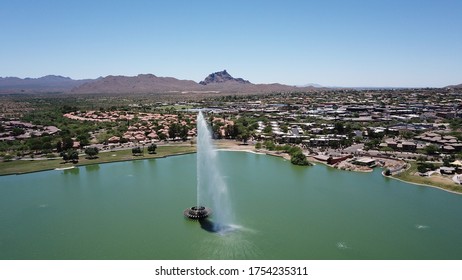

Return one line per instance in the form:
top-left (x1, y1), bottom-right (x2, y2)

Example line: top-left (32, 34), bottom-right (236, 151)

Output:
top-left (290, 150), bottom-right (311, 166)
top-left (61, 105), bottom-right (77, 114)
top-left (132, 146), bottom-right (143, 156)
top-left (417, 155), bottom-right (427, 163)
top-left (364, 139), bottom-right (380, 150)
top-left (255, 142), bottom-right (262, 149)
top-left (147, 144), bottom-right (157, 154)
top-left (42, 141), bottom-right (53, 151)
top-left (238, 117), bottom-right (249, 127)
top-left (77, 134), bottom-right (90, 147)
top-left (225, 124), bottom-right (239, 138)
top-left (442, 155), bottom-right (455, 167)
top-left (263, 125), bottom-right (272, 134)
top-left (179, 125), bottom-right (189, 141)
top-left (417, 164), bottom-right (428, 174)
top-left (12, 127), bottom-right (24, 136)
top-left (264, 140), bottom-right (276, 151)
top-left (424, 144), bottom-right (440, 155)
top-left (418, 162), bottom-right (436, 173)
top-left (400, 130), bottom-right (415, 140)
top-left (212, 123), bottom-right (223, 139)
top-left (84, 147), bottom-right (99, 159)
top-left (69, 150), bottom-right (79, 163)
top-left (62, 137), bottom-right (74, 150)
top-left (27, 138), bottom-right (44, 151)
top-left (334, 122), bottom-right (345, 134)
top-left (61, 149), bottom-right (79, 163)
top-left (236, 124), bottom-right (250, 143)
top-left (168, 123), bottom-right (181, 140)
top-left (238, 129), bottom-right (250, 144)
top-left (158, 133), bottom-right (167, 141)
top-left (384, 169), bottom-right (392, 176)
top-left (56, 141), bottom-right (63, 152)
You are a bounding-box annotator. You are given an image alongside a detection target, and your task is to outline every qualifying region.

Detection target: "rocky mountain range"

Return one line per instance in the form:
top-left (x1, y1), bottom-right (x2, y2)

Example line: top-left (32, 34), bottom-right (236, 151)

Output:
top-left (1, 73), bottom-right (460, 94)
top-left (0, 75), bottom-right (91, 93)
top-left (71, 74), bottom-right (201, 94)
top-left (0, 70), bottom-right (314, 94)
top-left (71, 70), bottom-right (310, 94)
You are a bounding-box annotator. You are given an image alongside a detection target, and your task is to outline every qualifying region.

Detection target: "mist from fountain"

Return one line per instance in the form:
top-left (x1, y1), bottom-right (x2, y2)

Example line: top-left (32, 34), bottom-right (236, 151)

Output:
top-left (196, 111), bottom-right (233, 232)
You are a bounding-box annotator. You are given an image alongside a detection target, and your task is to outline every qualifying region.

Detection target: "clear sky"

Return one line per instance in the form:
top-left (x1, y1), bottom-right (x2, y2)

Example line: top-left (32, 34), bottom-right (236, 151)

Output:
top-left (1, 0), bottom-right (461, 87)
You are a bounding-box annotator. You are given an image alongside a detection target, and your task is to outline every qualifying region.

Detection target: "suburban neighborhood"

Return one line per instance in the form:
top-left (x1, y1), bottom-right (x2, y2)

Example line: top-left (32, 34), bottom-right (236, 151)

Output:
top-left (2, 87), bottom-right (462, 192)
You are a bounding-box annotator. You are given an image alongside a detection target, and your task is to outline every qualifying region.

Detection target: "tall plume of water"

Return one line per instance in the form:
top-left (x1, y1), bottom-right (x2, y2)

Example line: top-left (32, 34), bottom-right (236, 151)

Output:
top-left (196, 111), bottom-right (233, 231)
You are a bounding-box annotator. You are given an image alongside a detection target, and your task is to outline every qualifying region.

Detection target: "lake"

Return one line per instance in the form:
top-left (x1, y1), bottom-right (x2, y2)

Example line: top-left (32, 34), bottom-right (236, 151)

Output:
top-left (1, 151), bottom-right (461, 259)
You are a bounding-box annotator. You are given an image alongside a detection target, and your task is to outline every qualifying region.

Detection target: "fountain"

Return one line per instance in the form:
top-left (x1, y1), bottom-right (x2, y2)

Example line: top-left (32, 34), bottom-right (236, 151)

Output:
top-left (184, 111), bottom-right (232, 232)
top-left (183, 206), bottom-right (212, 219)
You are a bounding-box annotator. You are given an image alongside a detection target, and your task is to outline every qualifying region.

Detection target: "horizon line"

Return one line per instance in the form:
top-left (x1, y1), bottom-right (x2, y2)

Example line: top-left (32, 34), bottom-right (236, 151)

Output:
top-left (0, 73), bottom-right (459, 89)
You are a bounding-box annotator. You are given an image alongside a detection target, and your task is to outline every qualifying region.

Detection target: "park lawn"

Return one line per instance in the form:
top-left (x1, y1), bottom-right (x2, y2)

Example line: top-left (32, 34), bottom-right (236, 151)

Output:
top-left (0, 145), bottom-right (196, 176)
top-left (393, 161), bottom-right (462, 194)
top-left (0, 158), bottom-right (71, 176)
top-left (158, 104), bottom-right (193, 110)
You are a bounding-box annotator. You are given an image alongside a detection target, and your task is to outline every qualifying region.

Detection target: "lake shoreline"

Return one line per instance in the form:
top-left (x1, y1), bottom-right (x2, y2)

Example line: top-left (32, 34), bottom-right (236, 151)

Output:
top-left (216, 141), bottom-right (462, 195)
top-left (2, 139), bottom-right (462, 195)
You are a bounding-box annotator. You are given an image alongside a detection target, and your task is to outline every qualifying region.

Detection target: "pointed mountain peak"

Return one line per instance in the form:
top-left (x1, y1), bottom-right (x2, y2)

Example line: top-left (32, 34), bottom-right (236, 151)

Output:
top-left (199, 70), bottom-right (251, 85)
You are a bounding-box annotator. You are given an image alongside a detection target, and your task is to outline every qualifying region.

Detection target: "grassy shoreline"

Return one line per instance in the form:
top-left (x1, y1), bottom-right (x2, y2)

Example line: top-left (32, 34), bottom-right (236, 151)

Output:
top-left (391, 161), bottom-right (462, 194)
top-left (0, 145), bottom-right (196, 176)
top-left (2, 142), bottom-right (462, 195)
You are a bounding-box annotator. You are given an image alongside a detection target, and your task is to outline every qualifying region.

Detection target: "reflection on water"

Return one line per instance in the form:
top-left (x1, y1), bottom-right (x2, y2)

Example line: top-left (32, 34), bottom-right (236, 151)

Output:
top-left (85, 165), bottom-right (100, 172)
top-left (63, 167), bottom-right (80, 175)
top-left (195, 219), bottom-right (261, 259)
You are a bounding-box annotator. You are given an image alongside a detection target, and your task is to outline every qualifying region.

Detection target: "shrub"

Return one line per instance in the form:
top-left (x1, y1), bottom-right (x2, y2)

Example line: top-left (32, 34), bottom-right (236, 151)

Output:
top-left (132, 146), bottom-right (143, 156)
top-left (84, 147), bottom-right (99, 159)
top-left (290, 150), bottom-right (311, 166)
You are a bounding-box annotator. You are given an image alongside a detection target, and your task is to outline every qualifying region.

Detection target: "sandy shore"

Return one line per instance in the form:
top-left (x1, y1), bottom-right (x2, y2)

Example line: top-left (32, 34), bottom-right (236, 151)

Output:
top-left (214, 140), bottom-right (292, 160)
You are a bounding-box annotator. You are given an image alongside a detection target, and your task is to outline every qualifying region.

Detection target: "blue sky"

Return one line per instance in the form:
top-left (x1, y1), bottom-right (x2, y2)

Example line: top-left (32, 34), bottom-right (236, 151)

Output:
top-left (1, 0), bottom-right (461, 87)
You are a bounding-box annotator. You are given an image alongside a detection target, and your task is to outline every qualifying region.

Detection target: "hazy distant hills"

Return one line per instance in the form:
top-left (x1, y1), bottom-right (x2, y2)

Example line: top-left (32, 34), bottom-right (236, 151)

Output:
top-left (301, 83), bottom-right (323, 88)
top-left (0, 75), bottom-right (91, 93)
top-left (447, 83), bottom-right (462, 89)
top-left (0, 70), bottom-right (314, 94)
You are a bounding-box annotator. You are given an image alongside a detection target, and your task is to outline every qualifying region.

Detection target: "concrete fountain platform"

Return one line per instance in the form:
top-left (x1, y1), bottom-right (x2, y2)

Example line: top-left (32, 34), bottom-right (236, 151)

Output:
top-left (184, 206), bottom-right (212, 220)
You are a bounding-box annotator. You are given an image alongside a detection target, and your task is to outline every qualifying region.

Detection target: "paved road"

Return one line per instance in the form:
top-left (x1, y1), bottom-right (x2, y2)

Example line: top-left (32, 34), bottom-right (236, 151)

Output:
top-left (343, 144), bottom-right (364, 154)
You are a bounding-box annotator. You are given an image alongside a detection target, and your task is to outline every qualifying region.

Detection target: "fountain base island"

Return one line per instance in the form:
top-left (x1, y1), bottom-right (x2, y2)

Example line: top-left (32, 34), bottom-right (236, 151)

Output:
top-left (184, 206), bottom-right (212, 220)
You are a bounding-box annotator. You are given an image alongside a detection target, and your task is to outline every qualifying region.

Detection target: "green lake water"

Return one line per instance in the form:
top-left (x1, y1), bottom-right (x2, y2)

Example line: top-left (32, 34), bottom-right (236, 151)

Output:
top-left (1, 151), bottom-right (462, 259)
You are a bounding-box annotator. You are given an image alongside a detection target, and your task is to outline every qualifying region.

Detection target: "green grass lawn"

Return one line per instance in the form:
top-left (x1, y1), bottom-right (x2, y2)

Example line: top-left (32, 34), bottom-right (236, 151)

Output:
top-left (393, 161), bottom-right (462, 193)
top-left (0, 145), bottom-right (196, 176)
top-left (158, 104), bottom-right (193, 110)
